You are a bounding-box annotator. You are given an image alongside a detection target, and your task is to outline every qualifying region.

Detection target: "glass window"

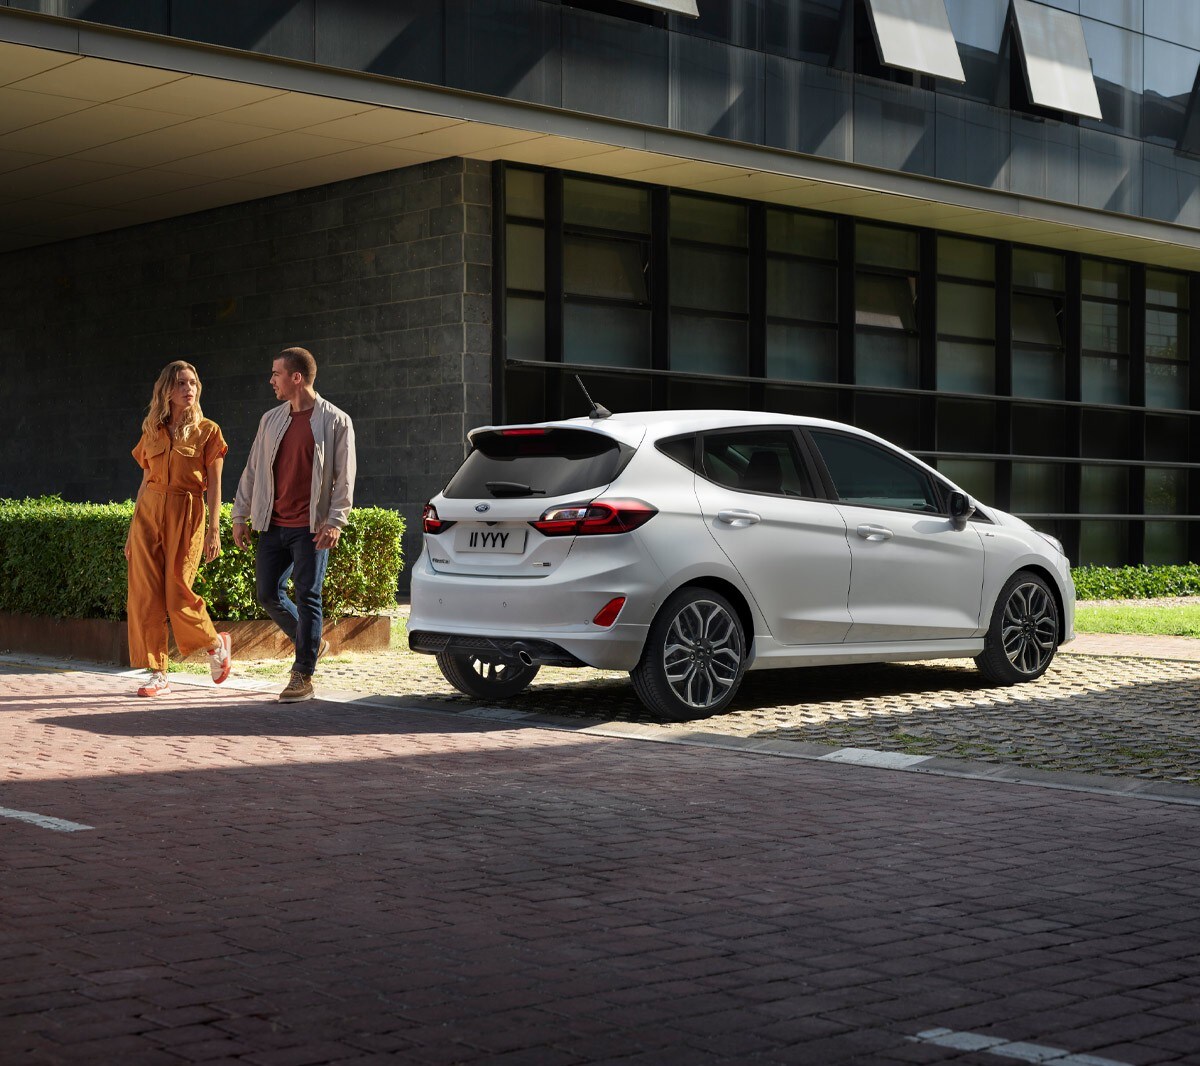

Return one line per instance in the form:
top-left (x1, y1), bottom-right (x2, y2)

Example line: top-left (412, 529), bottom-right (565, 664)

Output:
top-left (1146, 0), bottom-right (1200, 52)
top-left (1146, 273), bottom-right (1190, 410)
top-left (809, 430), bottom-right (939, 511)
top-left (1082, 258), bottom-right (1129, 299)
top-left (1010, 0), bottom-right (1102, 118)
top-left (1082, 409), bottom-right (1131, 458)
top-left (766, 325), bottom-right (838, 382)
top-left (938, 282), bottom-right (995, 339)
top-left (564, 304), bottom-right (650, 368)
top-left (700, 428), bottom-right (814, 496)
top-left (857, 274), bottom-right (918, 330)
top-left (564, 236), bottom-right (648, 301)
top-left (1013, 348), bottom-right (1066, 399)
top-left (1146, 467), bottom-right (1188, 514)
top-left (856, 331), bottom-right (919, 388)
top-left (764, 383), bottom-right (841, 420)
top-left (564, 178), bottom-right (651, 233)
top-left (1147, 270), bottom-right (1190, 308)
top-left (937, 236), bottom-right (995, 280)
top-left (671, 246), bottom-right (748, 313)
top-left (768, 260), bottom-right (837, 321)
top-left (938, 399), bottom-right (995, 452)
top-left (506, 223), bottom-right (545, 293)
top-left (1081, 464), bottom-right (1129, 512)
top-left (1013, 404), bottom-right (1069, 456)
top-left (861, 0), bottom-right (966, 82)
top-left (506, 169), bottom-right (545, 219)
top-left (670, 194), bottom-right (748, 246)
top-left (762, 0), bottom-right (845, 65)
top-left (854, 392), bottom-right (923, 448)
top-left (670, 314), bottom-right (748, 376)
top-left (767, 209), bottom-right (837, 258)
top-left (1144, 521), bottom-right (1190, 564)
top-left (1079, 17), bottom-right (1142, 137)
top-left (1146, 415), bottom-right (1189, 461)
top-left (1011, 462), bottom-right (1065, 513)
top-left (942, 0), bottom-right (1007, 103)
top-left (507, 296), bottom-right (545, 361)
top-left (1013, 249), bottom-right (1066, 291)
top-left (561, 8), bottom-right (669, 125)
top-left (937, 340), bottom-right (995, 394)
top-left (856, 223), bottom-right (918, 270)
top-left (1082, 300), bottom-right (1128, 352)
top-left (670, 33), bottom-right (765, 142)
top-left (1079, 521), bottom-right (1128, 564)
top-left (657, 435), bottom-right (697, 470)
top-left (937, 459), bottom-right (996, 503)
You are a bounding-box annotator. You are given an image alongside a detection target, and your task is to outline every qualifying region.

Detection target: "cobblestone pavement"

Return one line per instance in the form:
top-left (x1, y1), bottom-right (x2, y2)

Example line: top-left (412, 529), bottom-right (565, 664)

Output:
top-left (3, 659), bottom-right (1200, 1065)
top-left (210, 617), bottom-right (1200, 787)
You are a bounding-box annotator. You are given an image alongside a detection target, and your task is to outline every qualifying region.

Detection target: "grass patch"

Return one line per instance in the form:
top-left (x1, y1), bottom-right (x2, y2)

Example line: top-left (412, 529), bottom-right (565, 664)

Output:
top-left (1075, 603), bottom-right (1200, 637)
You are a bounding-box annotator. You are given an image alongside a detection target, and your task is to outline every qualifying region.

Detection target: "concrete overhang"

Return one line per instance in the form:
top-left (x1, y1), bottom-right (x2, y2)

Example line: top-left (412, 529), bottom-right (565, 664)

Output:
top-left (3, 7), bottom-right (1200, 269)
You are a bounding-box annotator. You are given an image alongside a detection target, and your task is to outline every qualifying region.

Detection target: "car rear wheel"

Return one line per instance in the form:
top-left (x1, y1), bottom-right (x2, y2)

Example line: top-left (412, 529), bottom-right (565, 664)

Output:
top-left (974, 570), bottom-right (1059, 685)
top-left (631, 587), bottom-right (747, 722)
top-left (435, 651), bottom-right (540, 700)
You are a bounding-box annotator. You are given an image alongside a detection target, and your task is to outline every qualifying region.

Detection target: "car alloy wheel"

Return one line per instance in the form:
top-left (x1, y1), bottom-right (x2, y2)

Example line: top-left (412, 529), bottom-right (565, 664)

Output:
top-left (975, 570), bottom-right (1059, 685)
top-left (632, 587), bottom-right (747, 721)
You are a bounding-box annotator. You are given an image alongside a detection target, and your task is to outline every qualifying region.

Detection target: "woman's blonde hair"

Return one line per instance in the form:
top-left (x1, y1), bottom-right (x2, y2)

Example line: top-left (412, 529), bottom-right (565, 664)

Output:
top-left (142, 360), bottom-right (204, 440)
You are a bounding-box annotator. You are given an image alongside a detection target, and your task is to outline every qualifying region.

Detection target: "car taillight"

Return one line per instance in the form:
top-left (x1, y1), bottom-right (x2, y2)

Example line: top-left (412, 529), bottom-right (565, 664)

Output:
top-left (530, 499), bottom-right (657, 537)
top-left (592, 597), bottom-right (626, 627)
top-left (423, 503), bottom-right (455, 535)
top-left (500, 428), bottom-right (549, 436)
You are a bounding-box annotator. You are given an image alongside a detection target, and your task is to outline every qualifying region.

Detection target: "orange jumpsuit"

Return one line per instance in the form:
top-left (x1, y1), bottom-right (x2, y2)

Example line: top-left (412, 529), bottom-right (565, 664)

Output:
top-left (127, 419), bottom-right (228, 672)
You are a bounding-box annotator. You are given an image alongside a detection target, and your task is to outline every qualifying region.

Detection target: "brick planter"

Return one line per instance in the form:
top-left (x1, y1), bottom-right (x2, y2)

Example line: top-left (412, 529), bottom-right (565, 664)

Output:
top-left (0, 612), bottom-right (390, 665)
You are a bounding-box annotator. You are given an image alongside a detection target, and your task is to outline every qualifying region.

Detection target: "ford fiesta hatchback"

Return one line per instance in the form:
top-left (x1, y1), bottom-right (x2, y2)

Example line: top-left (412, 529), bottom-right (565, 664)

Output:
top-left (409, 410), bottom-right (1075, 721)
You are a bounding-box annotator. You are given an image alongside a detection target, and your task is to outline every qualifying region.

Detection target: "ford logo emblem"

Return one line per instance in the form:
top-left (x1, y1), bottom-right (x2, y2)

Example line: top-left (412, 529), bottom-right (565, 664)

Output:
top-left (475, 503), bottom-right (490, 513)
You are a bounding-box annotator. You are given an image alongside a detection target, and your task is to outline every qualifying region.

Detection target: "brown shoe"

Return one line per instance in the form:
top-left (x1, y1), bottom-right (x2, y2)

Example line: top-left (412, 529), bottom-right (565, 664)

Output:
top-left (278, 670), bottom-right (313, 703)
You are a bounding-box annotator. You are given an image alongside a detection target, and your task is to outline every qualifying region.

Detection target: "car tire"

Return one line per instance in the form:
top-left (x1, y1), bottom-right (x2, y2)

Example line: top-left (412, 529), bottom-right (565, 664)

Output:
top-left (974, 570), bottom-right (1060, 686)
top-left (631, 586), bottom-right (748, 722)
top-left (435, 651), bottom-right (540, 701)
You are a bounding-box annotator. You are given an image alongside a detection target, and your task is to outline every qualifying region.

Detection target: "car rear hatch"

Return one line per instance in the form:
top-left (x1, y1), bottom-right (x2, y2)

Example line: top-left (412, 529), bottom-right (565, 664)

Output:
top-left (423, 424), bottom-right (641, 577)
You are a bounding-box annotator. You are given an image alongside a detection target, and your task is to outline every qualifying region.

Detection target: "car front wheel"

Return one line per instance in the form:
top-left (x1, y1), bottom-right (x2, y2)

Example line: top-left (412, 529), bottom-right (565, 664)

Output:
top-left (435, 651), bottom-right (539, 700)
top-left (975, 571), bottom-right (1060, 685)
top-left (631, 587), bottom-right (748, 722)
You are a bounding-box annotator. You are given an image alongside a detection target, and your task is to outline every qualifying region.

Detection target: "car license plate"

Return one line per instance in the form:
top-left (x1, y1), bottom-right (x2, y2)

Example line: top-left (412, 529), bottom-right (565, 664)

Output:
top-left (454, 525), bottom-right (527, 554)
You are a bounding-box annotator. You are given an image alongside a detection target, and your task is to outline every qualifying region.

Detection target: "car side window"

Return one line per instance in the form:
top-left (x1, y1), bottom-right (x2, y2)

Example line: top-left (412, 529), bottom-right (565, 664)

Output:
top-left (700, 429), bottom-right (814, 497)
top-left (809, 430), bottom-right (940, 512)
top-left (657, 435), bottom-right (697, 470)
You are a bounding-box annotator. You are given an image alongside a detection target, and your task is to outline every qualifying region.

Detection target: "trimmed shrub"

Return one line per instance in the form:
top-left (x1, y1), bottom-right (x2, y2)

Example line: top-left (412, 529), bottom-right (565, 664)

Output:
top-left (1072, 564), bottom-right (1200, 601)
top-left (0, 496), bottom-right (403, 621)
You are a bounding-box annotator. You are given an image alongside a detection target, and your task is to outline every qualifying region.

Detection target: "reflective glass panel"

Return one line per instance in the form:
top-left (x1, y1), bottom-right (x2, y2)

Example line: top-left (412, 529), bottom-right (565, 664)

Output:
top-left (1146, 360), bottom-right (1189, 409)
top-left (1081, 464), bottom-right (1129, 512)
top-left (1142, 37), bottom-right (1197, 147)
top-left (862, 0), bottom-right (966, 82)
top-left (1082, 409), bottom-right (1131, 458)
top-left (937, 282), bottom-right (995, 339)
top-left (856, 274), bottom-right (918, 330)
top-left (852, 394), bottom-right (924, 450)
top-left (564, 178), bottom-right (651, 233)
top-left (564, 236), bottom-right (648, 301)
top-left (506, 169), bottom-right (545, 219)
top-left (856, 223), bottom-right (918, 269)
top-left (670, 194), bottom-right (748, 246)
top-left (937, 399), bottom-right (995, 451)
top-left (1146, 414), bottom-right (1189, 461)
top-left (937, 235), bottom-right (995, 280)
top-left (766, 209), bottom-right (837, 258)
top-left (506, 223), bottom-right (544, 293)
top-left (1146, 467), bottom-right (1188, 514)
top-left (1144, 521), bottom-right (1189, 564)
top-left (937, 459), bottom-right (996, 503)
top-left (563, 303), bottom-right (650, 367)
top-left (506, 296), bottom-right (545, 361)
top-left (1079, 521), bottom-right (1128, 564)
top-left (1011, 0), bottom-right (1102, 119)
top-left (1012, 404), bottom-right (1068, 456)
top-left (1079, 18), bottom-right (1142, 137)
top-left (1012, 294), bottom-right (1064, 345)
top-left (856, 330), bottom-right (919, 388)
top-left (937, 340), bottom-right (995, 394)
top-left (1011, 462), bottom-right (1065, 512)
top-left (1013, 249), bottom-right (1066, 290)
top-left (766, 325), bottom-right (838, 382)
top-left (1012, 347), bottom-right (1066, 399)
top-left (1081, 259), bottom-right (1129, 299)
top-left (671, 246), bottom-right (748, 313)
top-left (767, 260), bottom-right (837, 321)
top-left (1147, 270), bottom-right (1189, 308)
top-left (670, 314), bottom-right (748, 376)
top-left (1082, 355), bottom-right (1129, 404)
top-left (1082, 300), bottom-right (1128, 353)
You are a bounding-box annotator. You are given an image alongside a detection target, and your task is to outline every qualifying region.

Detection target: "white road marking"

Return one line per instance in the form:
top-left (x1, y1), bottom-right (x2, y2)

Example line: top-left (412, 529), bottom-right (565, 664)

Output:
top-left (821, 747), bottom-right (932, 769)
top-left (911, 1028), bottom-right (1132, 1065)
top-left (0, 805), bottom-right (93, 832)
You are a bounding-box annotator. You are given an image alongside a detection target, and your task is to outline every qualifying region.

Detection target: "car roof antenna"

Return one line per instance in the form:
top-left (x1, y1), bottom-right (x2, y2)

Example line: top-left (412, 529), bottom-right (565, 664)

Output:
top-left (574, 374), bottom-right (612, 420)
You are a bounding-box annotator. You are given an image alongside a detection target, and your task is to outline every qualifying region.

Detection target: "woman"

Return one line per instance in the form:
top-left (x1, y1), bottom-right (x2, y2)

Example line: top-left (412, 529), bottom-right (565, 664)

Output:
top-left (124, 360), bottom-right (232, 696)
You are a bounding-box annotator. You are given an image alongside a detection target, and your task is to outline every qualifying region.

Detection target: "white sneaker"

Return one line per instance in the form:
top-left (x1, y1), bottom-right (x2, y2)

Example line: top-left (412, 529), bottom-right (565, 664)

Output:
top-left (207, 632), bottom-right (232, 684)
top-left (137, 671), bottom-right (171, 697)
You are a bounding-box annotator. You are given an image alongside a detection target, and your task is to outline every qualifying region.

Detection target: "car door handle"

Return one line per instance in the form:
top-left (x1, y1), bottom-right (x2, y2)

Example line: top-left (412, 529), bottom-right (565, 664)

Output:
top-left (856, 524), bottom-right (894, 541)
top-left (717, 509), bottom-right (761, 527)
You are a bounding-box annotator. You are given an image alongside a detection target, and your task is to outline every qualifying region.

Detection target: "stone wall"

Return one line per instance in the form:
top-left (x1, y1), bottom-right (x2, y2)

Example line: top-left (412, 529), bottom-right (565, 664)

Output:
top-left (0, 156), bottom-right (492, 592)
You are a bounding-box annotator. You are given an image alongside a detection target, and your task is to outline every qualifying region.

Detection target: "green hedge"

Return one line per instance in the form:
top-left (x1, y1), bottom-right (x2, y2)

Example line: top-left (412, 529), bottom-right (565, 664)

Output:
top-left (0, 496), bottom-right (404, 622)
top-left (1072, 564), bottom-right (1200, 600)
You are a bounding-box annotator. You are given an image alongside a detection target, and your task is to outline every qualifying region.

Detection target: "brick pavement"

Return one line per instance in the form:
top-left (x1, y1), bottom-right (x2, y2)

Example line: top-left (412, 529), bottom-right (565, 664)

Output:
top-left (3, 659), bottom-right (1200, 1064)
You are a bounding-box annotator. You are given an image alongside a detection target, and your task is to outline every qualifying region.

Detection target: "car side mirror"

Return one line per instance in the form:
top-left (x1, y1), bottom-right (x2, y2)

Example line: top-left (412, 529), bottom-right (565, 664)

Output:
top-left (949, 490), bottom-right (976, 531)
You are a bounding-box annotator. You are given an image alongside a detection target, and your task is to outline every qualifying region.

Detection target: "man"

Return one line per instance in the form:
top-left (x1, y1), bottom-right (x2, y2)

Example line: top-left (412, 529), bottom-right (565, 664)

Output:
top-left (232, 347), bottom-right (356, 703)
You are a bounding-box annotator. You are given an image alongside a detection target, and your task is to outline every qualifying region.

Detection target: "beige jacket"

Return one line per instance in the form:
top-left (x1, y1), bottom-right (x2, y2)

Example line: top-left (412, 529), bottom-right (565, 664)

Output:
top-left (232, 395), bottom-right (356, 532)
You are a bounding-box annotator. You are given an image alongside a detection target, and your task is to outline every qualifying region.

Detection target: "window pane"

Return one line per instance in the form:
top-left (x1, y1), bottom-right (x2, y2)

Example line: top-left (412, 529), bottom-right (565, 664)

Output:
top-left (670, 194), bottom-right (747, 246)
top-left (564, 236), bottom-right (648, 301)
top-left (507, 296), bottom-right (545, 361)
top-left (1146, 415), bottom-right (1189, 461)
top-left (1081, 354), bottom-right (1129, 404)
top-left (937, 459), bottom-right (996, 503)
top-left (563, 303), bottom-right (650, 367)
top-left (1082, 300), bottom-right (1128, 353)
top-left (938, 281), bottom-right (995, 339)
top-left (1146, 309), bottom-right (1187, 362)
top-left (506, 168), bottom-right (544, 219)
top-left (671, 246), bottom-right (748, 312)
top-left (856, 330), bottom-right (919, 388)
top-left (1145, 521), bottom-right (1189, 564)
top-left (810, 429), bottom-right (938, 509)
top-left (856, 274), bottom-right (917, 330)
top-left (937, 340), bottom-right (995, 394)
top-left (1013, 404), bottom-right (1069, 456)
top-left (699, 429), bottom-right (814, 496)
top-left (764, 383), bottom-right (841, 419)
top-left (937, 236), bottom-right (995, 280)
top-left (564, 178), bottom-right (651, 233)
top-left (1081, 258), bottom-right (1128, 300)
top-left (1012, 294), bottom-right (1064, 344)
top-left (938, 399), bottom-right (995, 452)
top-left (1146, 467), bottom-right (1188, 515)
top-left (1012, 347), bottom-right (1065, 399)
top-left (1013, 249), bottom-right (1065, 290)
top-left (856, 223), bottom-right (918, 270)
top-left (766, 209), bottom-right (837, 258)
top-left (766, 324), bottom-right (838, 382)
top-left (1081, 465), bottom-right (1129, 513)
top-left (1079, 521), bottom-right (1128, 565)
top-left (1146, 360), bottom-right (1189, 409)
top-left (768, 260), bottom-right (837, 321)
top-left (1147, 269), bottom-right (1189, 309)
top-left (506, 223), bottom-right (544, 292)
top-left (1011, 462), bottom-right (1064, 512)
top-left (854, 393), bottom-right (923, 449)
top-left (671, 314), bottom-right (748, 376)
top-left (1082, 409), bottom-right (1131, 458)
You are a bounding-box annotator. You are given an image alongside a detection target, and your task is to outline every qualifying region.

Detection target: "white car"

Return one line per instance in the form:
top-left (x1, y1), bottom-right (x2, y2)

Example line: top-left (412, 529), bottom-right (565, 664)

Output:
top-left (409, 409), bottom-right (1075, 721)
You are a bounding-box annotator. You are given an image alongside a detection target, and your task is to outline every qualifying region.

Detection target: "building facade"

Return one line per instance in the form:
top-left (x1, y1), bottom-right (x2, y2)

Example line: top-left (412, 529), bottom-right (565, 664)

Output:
top-left (2, 0), bottom-right (1199, 573)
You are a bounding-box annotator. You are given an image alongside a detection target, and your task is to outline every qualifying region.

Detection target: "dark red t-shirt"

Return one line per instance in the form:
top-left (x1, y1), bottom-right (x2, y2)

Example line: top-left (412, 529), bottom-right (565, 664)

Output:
top-left (271, 407), bottom-right (315, 528)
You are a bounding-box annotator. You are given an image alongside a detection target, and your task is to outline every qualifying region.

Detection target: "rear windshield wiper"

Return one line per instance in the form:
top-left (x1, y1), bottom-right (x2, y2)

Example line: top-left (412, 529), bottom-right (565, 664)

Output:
top-left (486, 481), bottom-right (547, 498)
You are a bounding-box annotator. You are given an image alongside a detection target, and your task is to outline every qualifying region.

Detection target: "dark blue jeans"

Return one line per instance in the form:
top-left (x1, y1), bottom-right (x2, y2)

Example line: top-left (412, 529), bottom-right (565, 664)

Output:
top-left (255, 526), bottom-right (329, 676)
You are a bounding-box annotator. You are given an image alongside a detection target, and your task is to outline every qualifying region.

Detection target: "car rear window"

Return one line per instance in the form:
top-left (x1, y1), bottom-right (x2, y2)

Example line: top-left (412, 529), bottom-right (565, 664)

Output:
top-left (444, 428), bottom-right (631, 499)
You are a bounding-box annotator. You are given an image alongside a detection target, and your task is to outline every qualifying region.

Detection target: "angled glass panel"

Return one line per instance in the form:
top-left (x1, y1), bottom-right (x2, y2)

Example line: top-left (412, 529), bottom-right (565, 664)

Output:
top-left (1011, 0), bottom-right (1102, 118)
top-left (625, 0), bottom-right (699, 15)
top-left (863, 0), bottom-right (966, 82)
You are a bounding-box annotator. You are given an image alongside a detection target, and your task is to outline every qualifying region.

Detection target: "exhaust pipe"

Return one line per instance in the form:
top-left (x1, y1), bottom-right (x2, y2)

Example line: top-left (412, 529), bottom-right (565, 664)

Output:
top-left (510, 642), bottom-right (536, 667)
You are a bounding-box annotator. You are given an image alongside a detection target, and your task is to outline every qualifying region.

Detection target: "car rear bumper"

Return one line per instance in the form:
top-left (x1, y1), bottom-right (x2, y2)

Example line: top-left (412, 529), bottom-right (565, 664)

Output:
top-left (409, 631), bottom-right (587, 668)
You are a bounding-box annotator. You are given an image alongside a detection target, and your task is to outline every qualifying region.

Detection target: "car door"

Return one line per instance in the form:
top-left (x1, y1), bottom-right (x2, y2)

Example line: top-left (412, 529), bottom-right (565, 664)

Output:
top-left (693, 427), bottom-right (854, 645)
top-left (806, 429), bottom-right (985, 643)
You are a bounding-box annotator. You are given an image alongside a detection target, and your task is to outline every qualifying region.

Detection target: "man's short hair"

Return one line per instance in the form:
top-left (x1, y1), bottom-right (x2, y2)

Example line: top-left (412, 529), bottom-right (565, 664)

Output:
top-left (278, 346), bottom-right (317, 384)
